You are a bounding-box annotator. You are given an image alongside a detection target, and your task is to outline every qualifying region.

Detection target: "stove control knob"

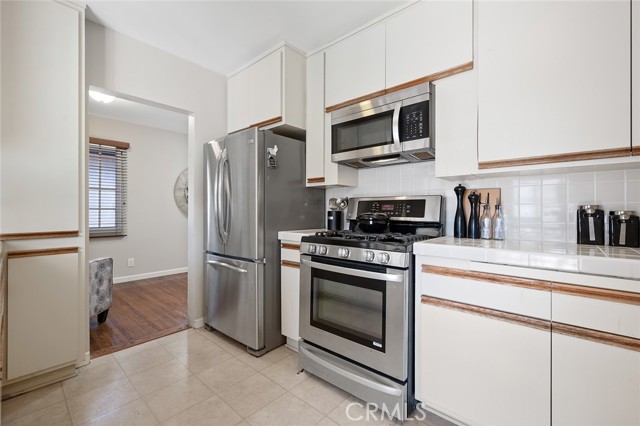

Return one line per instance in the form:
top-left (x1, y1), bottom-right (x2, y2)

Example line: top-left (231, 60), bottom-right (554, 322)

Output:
top-left (338, 248), bottom-right (350, 258)
top-left (318, 246), bottom-right (328, 255)
top-left (308, 244), bottom-right (317, 254)
top-left (379, 252), bottom-right (390, 264)
top-left (364, 251), bottom-right (375, 262)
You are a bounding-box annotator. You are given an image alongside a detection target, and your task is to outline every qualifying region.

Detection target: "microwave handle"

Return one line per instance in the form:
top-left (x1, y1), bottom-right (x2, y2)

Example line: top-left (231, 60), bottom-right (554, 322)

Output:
top-left (392, 103), bottom-right (401, 150)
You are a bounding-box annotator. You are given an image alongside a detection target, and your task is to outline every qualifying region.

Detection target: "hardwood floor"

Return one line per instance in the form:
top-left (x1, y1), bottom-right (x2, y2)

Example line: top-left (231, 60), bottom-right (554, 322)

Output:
top-left (90, 273), bottom-right (189, 358)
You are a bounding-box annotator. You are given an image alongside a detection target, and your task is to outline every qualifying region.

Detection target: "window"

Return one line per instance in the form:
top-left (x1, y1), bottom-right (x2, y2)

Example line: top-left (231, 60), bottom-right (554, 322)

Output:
top-left (89, 137), bottom-right (129, 237)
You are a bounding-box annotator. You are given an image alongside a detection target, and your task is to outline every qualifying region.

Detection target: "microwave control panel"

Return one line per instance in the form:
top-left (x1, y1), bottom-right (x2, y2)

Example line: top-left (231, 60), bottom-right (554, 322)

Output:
top-left (399, 101), bottom-right (428, 142)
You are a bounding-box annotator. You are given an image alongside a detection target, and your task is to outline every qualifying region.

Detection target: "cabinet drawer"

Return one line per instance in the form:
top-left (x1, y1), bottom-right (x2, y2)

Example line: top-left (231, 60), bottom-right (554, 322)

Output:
top-left (552, 290), bottom-right (640, 340)
top-left (280, 242), bottom-right (300, 263)
top-left (420, 265), bottom-right (550, 320)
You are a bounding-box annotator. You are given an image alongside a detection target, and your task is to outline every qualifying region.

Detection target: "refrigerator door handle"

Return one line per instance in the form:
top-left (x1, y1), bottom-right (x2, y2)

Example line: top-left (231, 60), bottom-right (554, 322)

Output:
top-left (222, 152), bottom-right (232, 240)
top-left (216, 148), bottom-right (229, 245)
top-left (206, 260), bottom-right (248, 274)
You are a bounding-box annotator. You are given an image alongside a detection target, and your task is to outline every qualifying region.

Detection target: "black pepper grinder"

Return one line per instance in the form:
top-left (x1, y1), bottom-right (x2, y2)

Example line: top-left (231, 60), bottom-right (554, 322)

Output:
top-left (454, 184), bottom-right (467, 238)
top-left (467, 191), bottom-right (481, 239)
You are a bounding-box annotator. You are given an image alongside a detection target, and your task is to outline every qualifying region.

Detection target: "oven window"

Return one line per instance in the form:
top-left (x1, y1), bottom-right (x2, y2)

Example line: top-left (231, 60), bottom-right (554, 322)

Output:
top-left (310, 267), bottom-right (386, 352)
top-left (331, 110), bottom-right (394, 154)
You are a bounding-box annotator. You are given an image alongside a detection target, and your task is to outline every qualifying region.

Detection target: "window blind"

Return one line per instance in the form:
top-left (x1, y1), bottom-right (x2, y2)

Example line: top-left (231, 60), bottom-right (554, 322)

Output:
top-left (89, 138), bottom-right (129, 237)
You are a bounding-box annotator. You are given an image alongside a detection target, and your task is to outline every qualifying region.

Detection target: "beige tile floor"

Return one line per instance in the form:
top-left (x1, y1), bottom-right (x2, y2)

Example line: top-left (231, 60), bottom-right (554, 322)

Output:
top-left (1, 328), bottom-right (455, 426)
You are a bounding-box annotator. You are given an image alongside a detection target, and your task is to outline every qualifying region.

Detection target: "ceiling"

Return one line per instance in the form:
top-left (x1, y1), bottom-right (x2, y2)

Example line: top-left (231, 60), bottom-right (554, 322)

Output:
top-left (85, 0), bottom-right (409, 76)
top-left (89, 90), bottom-right (189, 134)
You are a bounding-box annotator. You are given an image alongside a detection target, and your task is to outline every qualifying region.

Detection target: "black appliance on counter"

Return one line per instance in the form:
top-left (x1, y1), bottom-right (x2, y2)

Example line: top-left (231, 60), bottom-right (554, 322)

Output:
top-left (298, 195), bottom-right (444, 421)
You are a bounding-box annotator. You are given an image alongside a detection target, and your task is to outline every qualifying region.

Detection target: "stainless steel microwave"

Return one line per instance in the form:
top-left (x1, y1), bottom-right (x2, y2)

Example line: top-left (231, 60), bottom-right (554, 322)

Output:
top-left (331, 82), bottom-right (435, 168)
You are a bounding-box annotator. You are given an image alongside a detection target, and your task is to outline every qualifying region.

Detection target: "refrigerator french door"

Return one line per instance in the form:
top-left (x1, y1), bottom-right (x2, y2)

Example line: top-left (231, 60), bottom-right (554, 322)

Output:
top-left (204, 128), bottom-right (324, 355)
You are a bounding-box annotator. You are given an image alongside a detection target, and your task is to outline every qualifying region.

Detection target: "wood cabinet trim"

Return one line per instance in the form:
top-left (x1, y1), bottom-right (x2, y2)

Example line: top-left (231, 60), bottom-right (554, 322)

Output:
top-left (281, 243), bottom-right (301, 251)
top-left (422, 296), bottom-right (551, 332)
top-left (478, 147), bottom-right (631, 169)
top-left (7, 247), bottom-right (79, 259)
top-left (632, 146), bottom-right (640, 156)
top-left (89, 137), bottom-right (130, 150)
top-left (0, 231), bottom-right (80, 241)
top-left (325, 89), bottom-right (387, 113)
top-left (281, 260), bottom-right (300, 269)
top-left (552, 282), bottom-right (640, 306)
top-left (251, 116), bottom-right (282, 128)
top-left (552, 322), bottom-right (640, 352)
top-left (422, 264), bottom-right (551, 292)
top-left (324, 62), bottom-right (473, 113)
top-left (307, 177), bottom-right (326, 184)
top-left (386, 61), bottom-right (474, 94)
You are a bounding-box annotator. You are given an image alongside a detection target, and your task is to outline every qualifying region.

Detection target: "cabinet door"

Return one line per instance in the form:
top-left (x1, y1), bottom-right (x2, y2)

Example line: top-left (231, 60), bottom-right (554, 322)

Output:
top-left (1, 1), bottom-right (80, 234)
top-left (280, 245), bottom-right (301, 341)
top-left (7, 252), bottom-right (79, 381)
top-left (305, 52), bottom-right (327, 185)
top-left (325, 23), bottom-right (385, 108)
top-left (633, 0), bottom-right (640, 155)
top-left (228, 70), bottom-right (251, 132)
top-left (305, 52), bottom-right (358, 187)
top-left (386, 0), bottom-right (473, 89)
top-left (477, 1), bottom-right (630, 166)
top-left (433, 70), bottom-right (479, 177)
top-left (552, 333), bottom-right (640, 426)
top-left (419, 301), bottom-right (550, 426)
top-left (249, 48), bottom-right (282, 126)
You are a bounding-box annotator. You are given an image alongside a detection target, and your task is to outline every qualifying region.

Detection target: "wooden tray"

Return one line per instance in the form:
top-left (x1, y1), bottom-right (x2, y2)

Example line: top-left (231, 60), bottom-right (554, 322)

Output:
top-left (463, 188), bottom-right (501, 225)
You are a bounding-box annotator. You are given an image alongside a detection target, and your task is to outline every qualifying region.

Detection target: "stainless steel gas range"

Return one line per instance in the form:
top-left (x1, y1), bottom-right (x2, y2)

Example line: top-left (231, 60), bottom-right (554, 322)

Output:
top-left (298, 195), bottom-right (444, 421)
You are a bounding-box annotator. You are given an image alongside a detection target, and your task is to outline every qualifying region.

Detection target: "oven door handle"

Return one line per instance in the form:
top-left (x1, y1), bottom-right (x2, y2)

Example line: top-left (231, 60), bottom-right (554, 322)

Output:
top-left (300, 258), bottom-right (403, 283)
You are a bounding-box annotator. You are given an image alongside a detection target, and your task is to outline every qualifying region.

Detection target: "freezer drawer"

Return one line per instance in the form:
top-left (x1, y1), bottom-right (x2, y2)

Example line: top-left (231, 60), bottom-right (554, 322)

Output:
top-left (205, 253), bottom-right (264, 350)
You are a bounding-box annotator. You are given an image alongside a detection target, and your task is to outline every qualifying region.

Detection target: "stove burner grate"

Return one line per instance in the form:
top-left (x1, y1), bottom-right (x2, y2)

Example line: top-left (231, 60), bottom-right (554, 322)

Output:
top-left (314, 230), bottom-right (432, 244)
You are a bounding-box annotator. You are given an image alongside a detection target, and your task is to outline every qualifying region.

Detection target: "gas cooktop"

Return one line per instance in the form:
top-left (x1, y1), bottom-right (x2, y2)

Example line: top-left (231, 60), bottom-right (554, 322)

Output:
top-left (310, 230), bottom-right (433, 246)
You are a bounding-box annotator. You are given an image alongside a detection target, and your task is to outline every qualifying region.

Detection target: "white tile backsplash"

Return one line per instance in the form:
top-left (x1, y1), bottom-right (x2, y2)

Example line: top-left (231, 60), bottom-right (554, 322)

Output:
top-left (326, 165), bottom-right (640, 244)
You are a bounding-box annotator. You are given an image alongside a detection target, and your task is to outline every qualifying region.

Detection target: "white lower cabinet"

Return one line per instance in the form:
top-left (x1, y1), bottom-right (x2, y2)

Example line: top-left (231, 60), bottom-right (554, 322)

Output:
top-left (280, 241), bottom-right (301, 345)
top-left (552, 333), bottom-right (640, 426)
top-left (419, 301), bottom-right (550, 426)
top-left (7, 252), bottom-right (79, 382)
top-left (417, 256), bottom-right (640, 426)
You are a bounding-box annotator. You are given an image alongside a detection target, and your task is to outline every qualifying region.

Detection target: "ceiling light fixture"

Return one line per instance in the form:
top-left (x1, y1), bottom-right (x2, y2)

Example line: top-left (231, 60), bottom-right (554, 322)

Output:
top-left (89, 90), bottom-right (116, 104)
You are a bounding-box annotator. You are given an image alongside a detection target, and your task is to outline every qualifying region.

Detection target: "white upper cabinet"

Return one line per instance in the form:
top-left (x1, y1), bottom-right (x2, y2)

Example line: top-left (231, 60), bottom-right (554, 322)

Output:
top-left (325, 23), bottom-right (386, 108)
top-left (227, 45), bottom-right (305, 134)
top-left (386, 0), bottom-right (473, 89)
top-left (477, 0), bottom-right (631, 166)
top-left (305, 52), bottom-right (358, 187)
top-left (433, 70), bottom-right (479, 178)
top-left (1, 0), bottom-right (82, 235)
top-left (228, 68), bottom-right (251, 132)
top-left (633, 0), bottom-right (639, 154)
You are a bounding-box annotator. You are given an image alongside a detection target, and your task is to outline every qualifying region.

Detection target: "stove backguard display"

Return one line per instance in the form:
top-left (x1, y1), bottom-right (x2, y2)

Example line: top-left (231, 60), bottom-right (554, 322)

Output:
top-left (356, 199), bottom-right (426, 218)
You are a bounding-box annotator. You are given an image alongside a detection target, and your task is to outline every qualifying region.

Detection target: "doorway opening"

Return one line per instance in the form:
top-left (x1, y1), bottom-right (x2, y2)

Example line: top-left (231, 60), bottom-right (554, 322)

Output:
top-left (87, 87), bottom-right (190, 357)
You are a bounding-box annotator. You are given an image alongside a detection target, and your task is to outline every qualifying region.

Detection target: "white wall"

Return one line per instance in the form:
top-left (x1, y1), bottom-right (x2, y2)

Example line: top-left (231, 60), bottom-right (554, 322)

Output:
top-left (88, 115), bottom-right (187, 281)
top-left (85, 21), bottom-right (227, 335)
top-left (327, 163), bottom-right (640, 245)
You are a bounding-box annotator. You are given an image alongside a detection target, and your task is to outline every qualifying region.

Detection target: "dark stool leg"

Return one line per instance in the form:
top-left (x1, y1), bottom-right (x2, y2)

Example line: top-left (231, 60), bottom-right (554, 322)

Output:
top-left (97, 308), bottom-right (109, 324)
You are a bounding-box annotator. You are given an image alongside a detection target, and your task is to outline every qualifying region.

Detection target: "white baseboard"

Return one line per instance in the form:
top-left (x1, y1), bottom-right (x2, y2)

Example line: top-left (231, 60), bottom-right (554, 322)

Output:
top-left (191, 317), bottom-right (204, 329)
top-left (114, 267), bottom-right (188, 284)
top-left (77, 351), bottom-right (91, 368)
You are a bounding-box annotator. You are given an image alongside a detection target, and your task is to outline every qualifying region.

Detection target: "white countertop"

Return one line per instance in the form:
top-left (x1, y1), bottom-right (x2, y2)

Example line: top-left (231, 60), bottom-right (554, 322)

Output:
top-left (278, 229), bottom-right (325, 243)
top-left (415, 237), bottom-right (640, 280)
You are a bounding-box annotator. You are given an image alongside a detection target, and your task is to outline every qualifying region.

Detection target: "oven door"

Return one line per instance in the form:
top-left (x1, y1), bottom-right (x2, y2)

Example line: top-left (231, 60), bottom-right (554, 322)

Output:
top-left (299, 255), bottom-right (408, 381)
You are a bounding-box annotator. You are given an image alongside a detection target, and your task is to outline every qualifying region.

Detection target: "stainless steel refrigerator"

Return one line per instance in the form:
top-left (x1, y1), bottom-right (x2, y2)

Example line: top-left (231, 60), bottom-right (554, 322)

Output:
top-left (204, 128), bottom-right (324, 356)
